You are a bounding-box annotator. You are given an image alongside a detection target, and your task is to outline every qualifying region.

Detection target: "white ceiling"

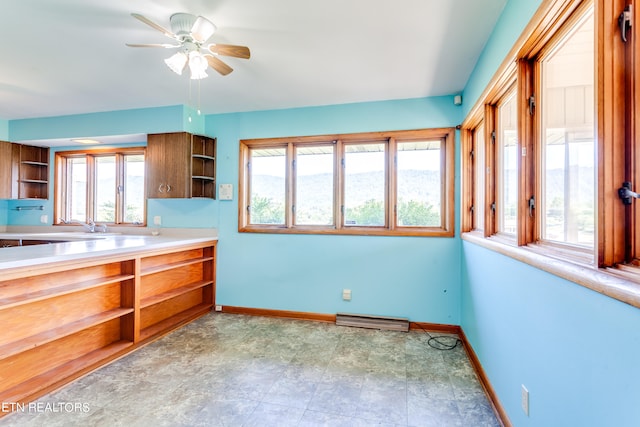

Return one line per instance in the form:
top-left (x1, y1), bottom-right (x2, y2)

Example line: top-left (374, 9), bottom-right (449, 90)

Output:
top-left (0, 0), bottom-right (506, 121)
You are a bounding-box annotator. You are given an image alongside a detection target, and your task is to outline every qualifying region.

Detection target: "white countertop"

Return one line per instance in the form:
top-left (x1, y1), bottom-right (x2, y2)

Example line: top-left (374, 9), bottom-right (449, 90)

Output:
top-left (0, 229), bottom-right (217, 272)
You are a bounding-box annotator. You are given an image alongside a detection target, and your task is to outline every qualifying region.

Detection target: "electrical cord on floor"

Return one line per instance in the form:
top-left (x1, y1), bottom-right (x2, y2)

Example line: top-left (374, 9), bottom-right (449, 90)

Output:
top-left (415, 324), bottom-right (462, 351)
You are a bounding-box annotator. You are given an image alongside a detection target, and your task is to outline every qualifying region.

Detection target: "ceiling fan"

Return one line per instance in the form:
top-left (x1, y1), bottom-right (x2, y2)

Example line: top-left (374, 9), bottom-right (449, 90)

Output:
top-left (126, 12), bottom-right (250, 79)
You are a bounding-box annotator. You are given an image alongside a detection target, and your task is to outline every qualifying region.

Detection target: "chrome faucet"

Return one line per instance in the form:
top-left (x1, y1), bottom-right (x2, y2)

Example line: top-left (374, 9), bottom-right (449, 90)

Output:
top-left (61, 218), bottom-right (106, 233)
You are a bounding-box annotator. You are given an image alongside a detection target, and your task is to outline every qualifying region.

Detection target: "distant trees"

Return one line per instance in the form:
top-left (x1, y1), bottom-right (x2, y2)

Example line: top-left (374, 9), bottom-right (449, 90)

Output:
top-left (250, 195), bottom-right (439, 227)
top-left (346, 198), bottom-right (439, 226)
top-left (250, 195), bottom-right (284, 224)
top-left (397, 199), bottom-right (440, 226)
top-left (96, 201), bottom-right (144, 224)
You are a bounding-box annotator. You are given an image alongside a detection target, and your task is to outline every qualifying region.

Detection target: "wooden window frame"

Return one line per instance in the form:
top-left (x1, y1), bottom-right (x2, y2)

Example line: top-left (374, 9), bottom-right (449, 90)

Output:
top-left (239, 128), bottom-right (455, 237)
top-left (54, 147), bottom-right (146, 226)
top-left (461, 0), bottom-right (640, 309)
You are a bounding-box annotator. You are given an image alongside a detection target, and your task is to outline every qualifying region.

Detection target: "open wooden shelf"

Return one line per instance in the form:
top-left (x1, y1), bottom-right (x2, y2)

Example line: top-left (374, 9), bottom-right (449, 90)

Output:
top-left (192, 154), bottom-right (215, 160)
top-left (0, 340), bottom-right (132, 403)
top-left (20, 161), bottom-right (48, 166)
top-left (0, 308), bottom-right (134, 360)
top-left (140, 280), bottom-right (213, 309)
top-left (17, 145), bottom-right (49, 199)
top-left (19, 179), bottom-right (47, 183)
top-left (0, 274), bottom-right (135, 311)
top-left (139, 303), bottom-right (212, 342)
top-left (140, 256), bottom-right (214, 276)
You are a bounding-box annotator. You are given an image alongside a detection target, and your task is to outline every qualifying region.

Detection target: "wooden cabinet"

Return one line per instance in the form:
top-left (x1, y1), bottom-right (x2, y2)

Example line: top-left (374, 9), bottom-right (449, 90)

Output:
top-left (139, 245), bottom-right (215, 341)
top-left (0, 141), bottom-right (48, 200)
top-left (0, 241), bottom-right (216, 411)
top-left (0, 141), bottom-right (16, 199)
top-left (146, 132), bottom-right (216, 199)
top-left (191, 134), bottom-right (216, 198)
top-left (0, 260), bottom-right (136, 404)
top-left (18, 145), bottom-right (49, 199)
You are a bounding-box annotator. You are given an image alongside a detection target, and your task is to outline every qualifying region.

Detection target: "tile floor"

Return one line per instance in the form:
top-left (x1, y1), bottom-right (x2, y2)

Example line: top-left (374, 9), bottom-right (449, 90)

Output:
top-left (3, 313), bottom-right (501, 427)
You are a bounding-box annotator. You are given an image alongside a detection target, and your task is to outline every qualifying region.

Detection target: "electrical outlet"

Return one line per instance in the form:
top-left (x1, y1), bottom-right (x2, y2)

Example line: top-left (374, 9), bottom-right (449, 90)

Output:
top-left (40, 215), bottom-right (48, 224)
top-left (214, 305), bottom-right (222, 312)
top-left (342, 289), bottom-right (352, 301)
top-left (153, 216), bottom-right (162, 226)
top-left (521, 385), bottom-right (529, 416)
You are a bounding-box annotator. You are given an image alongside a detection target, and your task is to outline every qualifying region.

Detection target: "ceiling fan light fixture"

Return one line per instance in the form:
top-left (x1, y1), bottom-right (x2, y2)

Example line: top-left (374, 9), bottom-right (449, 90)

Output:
top-left (188, 51), bottom-right (208, 79)
top-left (191, 16), bottom-right (217, 43)
top-left (164, 51), bottom-right (188, 75)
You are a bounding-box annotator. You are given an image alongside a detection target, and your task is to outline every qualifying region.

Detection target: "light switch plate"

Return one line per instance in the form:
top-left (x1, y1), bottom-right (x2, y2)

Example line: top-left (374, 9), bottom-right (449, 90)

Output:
top-left (219, 183), bottom-right (233, 200)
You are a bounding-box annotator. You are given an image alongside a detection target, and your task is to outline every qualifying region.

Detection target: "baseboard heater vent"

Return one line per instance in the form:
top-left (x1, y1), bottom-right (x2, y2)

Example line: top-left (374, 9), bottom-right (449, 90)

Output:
top-left (336, 313), bottom-right (409, 332)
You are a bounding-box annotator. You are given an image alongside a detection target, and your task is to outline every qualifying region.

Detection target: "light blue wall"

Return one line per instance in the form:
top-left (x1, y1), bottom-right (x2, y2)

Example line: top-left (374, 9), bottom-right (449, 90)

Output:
top-left (207, 97), bottom-right (465, 322)
top-left (462, 0), bottom-right (543, 117)
top-left (9, 105), bottom-right (185, 141)
top-left (460, 0), bottom-right (640, 425)
top-left (461, 243), bottom-right (640, 426)
top-left (147, 198), bottom-right (217, 229)
top-left (0, 119), bottom-right (8, 140)
top-left (0, 200), bottom-right (7, 225)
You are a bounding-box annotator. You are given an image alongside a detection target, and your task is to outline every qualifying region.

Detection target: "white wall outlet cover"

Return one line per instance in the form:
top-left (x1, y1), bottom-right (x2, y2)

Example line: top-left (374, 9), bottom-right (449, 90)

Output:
top-left (40, 215), bottom-right (48, 224)
top-left (342, 289), bottom-right (352, 301)
top-left (521, 385), bottom-right (529, 416)
top-left (219, 183), bottom-right (233, 200)
top-left (153, 216), bottom-right (162, 226)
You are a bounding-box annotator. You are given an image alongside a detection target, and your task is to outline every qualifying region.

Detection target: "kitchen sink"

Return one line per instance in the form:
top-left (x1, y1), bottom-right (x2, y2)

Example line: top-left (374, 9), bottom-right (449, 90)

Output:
top-left (0, 239), bottom-right (71, 248)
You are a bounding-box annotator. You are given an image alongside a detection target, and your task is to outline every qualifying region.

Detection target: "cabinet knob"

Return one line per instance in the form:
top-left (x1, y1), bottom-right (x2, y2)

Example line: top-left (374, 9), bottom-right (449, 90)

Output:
top-left (166, 184), bottom-right (171, 193)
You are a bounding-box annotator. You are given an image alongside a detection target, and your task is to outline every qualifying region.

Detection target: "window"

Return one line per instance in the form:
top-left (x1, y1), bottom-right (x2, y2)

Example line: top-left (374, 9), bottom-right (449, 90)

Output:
top-left (538, 11), bottom-right (595, 247)
top-left (473, 124), bottom-right (486, 232)
top-left (344, 142), bottom-right (386, 227)
top-left (460, 0), bottom-right (640, 308)
top-left (239, 128), bottom-right (455, 237)
top-left (55, 148), bottom-right (145, 226)
top-left (496, 89), bottom-right (518, 237)
top-left (247, 147), bottom-right (286, 225)
top-left (462, 1), bottom-right (595, 253)
top-left (295, 145), bottom-right (334, 226)
top-left (396, 140), bottom-right (443, 227)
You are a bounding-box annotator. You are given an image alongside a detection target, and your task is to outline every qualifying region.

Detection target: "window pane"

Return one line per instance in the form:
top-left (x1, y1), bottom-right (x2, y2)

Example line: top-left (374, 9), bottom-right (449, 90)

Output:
top-left (250, 148), bottom-right (286, 225)
top-left (95, 156), bottom-right (116, 223)
top-left (295, 145), bottom-right (334, 226)
top-left (541, 11), bottom-right (594, 247)
top-left (344, 143), bottom-right (386, 226)
top-left (397, 140), bottom-right (441, 227)
top-left (124, 154), bottom-right (145, 224)
top-left (474, 124), bottom-right (485, 231)
top-left (68, 158), bottom-right (86, 222)
top-left (498, 91), bottom-right (518, 234)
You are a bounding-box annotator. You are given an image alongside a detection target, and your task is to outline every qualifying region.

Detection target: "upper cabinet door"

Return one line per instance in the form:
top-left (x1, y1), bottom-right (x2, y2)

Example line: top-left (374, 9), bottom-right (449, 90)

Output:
top-left (146, 132), bottom-right (191, 199)
top-left (0, 141), bottom-right (13, 199)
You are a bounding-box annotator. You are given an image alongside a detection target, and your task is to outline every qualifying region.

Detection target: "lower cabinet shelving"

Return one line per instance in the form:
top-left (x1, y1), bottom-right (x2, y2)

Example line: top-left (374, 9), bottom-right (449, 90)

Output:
top-left (139, 246), bottom-right (215, 341)
top-left (0, 241), bottom-right (216, 414)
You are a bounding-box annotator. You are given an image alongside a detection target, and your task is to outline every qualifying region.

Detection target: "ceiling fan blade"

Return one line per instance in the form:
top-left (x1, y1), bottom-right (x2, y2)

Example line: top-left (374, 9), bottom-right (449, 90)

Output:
top-left (191, 16), bottom-right (217, 43)
top-left (125, 43), bottom-right (180, 48)
top-left (209, 44), bottom-right (251, 59)
top-left (205, 55), bottom-right (233, 76)
top-left (131, 13), bottom-right (176, 39)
